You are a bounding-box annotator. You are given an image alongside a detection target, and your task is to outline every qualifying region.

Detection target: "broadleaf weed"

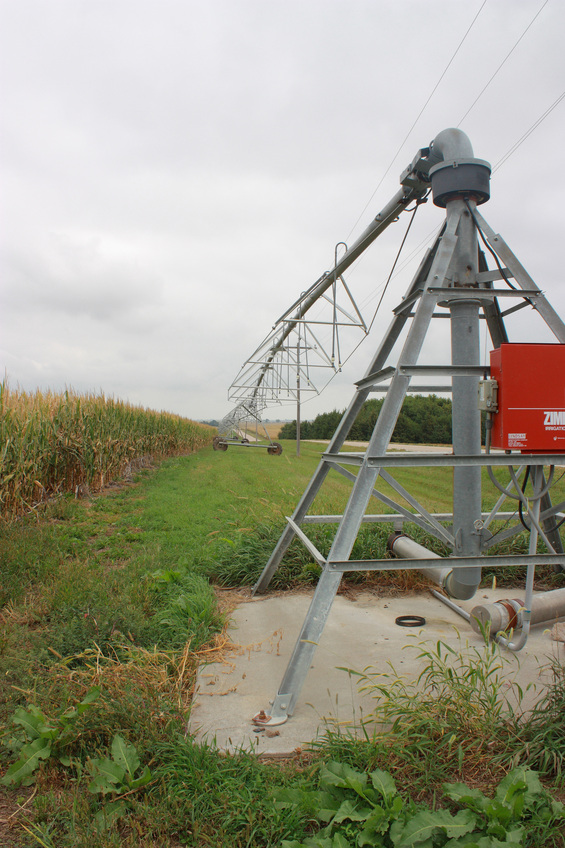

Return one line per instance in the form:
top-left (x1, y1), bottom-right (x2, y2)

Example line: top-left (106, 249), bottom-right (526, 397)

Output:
top-left (1, 687), bottom-right (100, 786)
top-left (277, 761), bottom-right (565, 847)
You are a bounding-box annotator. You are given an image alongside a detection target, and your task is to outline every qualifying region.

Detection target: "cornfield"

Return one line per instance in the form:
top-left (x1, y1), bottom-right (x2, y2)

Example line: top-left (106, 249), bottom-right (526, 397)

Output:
top-left (0, 382), bottom-right (215, 518)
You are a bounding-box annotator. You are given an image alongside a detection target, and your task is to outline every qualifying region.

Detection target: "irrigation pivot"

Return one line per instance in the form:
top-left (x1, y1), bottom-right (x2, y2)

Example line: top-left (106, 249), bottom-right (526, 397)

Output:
top-left (248, 128), bottom-right (565, 727)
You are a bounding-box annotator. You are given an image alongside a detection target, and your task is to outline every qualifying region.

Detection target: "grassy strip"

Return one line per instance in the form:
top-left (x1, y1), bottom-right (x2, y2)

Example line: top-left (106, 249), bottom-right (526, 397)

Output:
top-left (1, 441), bottom-right (564, 846)
top-left (0, 382), bottom-right (214, 518)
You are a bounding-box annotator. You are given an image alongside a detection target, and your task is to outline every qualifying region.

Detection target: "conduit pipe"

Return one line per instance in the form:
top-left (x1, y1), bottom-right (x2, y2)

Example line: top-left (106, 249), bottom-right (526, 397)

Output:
top-left (387, 532), bottom-right (479, 600)
top-left (470, 587), bottom-right (565, 637)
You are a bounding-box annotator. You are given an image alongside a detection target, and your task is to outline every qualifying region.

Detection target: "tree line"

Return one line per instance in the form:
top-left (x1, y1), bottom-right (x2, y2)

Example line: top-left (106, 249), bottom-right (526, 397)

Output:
top-left (278, 394), bottom-right (455, 444)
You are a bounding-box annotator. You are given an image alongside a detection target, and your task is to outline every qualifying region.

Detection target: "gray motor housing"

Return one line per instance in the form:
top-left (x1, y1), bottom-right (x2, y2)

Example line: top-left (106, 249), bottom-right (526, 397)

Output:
top-left (430, 158), bottom-right (491, 207)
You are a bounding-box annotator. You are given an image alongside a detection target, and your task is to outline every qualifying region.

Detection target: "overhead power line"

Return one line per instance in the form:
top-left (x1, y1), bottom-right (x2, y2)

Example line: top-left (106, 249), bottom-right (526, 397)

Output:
top-left (458, 0), bottom-right (549, 125)
top-left (346, 0), bottom-right (488, 243)
top-left (493, 89), bottom-right (565, 172)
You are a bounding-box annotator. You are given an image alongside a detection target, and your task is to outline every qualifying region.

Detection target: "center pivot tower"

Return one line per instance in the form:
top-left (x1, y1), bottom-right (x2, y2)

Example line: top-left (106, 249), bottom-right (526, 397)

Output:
top-left (251, 128), bottom-right (565, 726)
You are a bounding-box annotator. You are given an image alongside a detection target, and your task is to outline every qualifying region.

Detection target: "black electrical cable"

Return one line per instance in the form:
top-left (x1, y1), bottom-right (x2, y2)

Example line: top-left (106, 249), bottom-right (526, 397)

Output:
top-left (485, 422), bottom-right (525, 500)
top-left (516, 466), bottom-right (556, 531)
top-left (464, 198), bottom-right (519, 291)
top-left (549, 510), bottom-right (565, 532)
top-left (485, 416), bottom-right (556, 532)
top-left (366, 197), bottom-right (424, 334)
top-left (483, 508), bottom-right (520, 544)
top-left (518, 466), bottom-right (531, 531)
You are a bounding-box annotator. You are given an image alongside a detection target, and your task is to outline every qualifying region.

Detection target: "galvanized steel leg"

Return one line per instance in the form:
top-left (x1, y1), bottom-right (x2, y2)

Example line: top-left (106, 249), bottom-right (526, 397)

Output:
top-left (252, 238), bottom-right (446, 595)
top-left (260, 215), bottom-right (463, 722)
top-left (446, 199), bottom-right (483, 598)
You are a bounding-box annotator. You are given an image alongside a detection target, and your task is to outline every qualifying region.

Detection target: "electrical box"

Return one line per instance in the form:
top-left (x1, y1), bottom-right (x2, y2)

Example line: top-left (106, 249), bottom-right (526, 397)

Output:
top-left (490, 343), bottom-right (565, 453)
top-left (478, 379), bottom-right (498, 413)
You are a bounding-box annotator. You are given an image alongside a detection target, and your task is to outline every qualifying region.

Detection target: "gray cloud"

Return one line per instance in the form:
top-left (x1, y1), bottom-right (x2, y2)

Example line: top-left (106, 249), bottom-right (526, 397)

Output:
top-left (2, 0), bottom-right (564, 420)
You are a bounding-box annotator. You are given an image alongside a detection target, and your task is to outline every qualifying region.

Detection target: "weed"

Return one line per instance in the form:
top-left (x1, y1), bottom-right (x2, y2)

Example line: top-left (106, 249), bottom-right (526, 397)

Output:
top-left (0, 517), bottom-right (65, 608)
top-left (87, 734), bottom-right (152, 831)
top-left (143, 569), bottom-right (225, 650)
top-left (2, 438), bottom-right (564, 845)
top-left (209, 521), bottom-right (432, 591)
top-left (208, 521), bottom-right (320, 588)
top-left (512, 659), bottom-right (565, 779)
top-left (88, 734), bottom-right (152, 797)
top-left (338, 636), bottom-right (525, 788)
top-left (276, 760), bottom-right (565, 847)
top-left (1, 688), bottom-right (100, 786)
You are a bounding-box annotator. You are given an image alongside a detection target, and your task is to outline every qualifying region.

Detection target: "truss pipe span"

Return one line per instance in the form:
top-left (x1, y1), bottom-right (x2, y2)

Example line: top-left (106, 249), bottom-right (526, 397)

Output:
top-left (387, 532), bottom-right (480, 601)
top-left (249, 185), bottom-right (419, 397)
top-left (470, 588), bottom-right (565, 637)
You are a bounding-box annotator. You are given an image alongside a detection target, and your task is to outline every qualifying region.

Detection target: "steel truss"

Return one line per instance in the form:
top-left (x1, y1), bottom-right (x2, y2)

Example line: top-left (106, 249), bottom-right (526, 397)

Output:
top-left (228, 267), bottom-right (369, 406)
top-left (222, 153), bottom-right (437, 433)
top-left (214, 398), bottom-right (283, 454)
top-left (251, 129), bottom-right (565, 726)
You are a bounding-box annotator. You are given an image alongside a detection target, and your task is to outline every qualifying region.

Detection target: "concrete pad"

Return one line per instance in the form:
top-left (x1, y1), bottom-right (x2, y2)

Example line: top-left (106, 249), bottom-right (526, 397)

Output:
top-left (189, 587), bottom-right (565, 756)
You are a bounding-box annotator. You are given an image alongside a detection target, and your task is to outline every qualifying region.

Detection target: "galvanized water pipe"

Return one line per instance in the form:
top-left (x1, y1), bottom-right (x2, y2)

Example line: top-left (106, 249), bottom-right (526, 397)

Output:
top-left (470, 587), bottom-right (565, 635)
top-left (429, 128), bottom-right (489, 599)
top-left (387, 531), bottom-right (447, 585)
top-left (250, 157), bottom-right (433, 397)
top-left (387, 531), bottom-right (474, 598)
top-left (430, 127), bottom-right (474, 162)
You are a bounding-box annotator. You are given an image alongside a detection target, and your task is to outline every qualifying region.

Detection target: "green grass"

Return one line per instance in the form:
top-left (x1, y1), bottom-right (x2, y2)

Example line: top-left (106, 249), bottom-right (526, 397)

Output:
top-left (512, 660), bottom-right (565, 779)
top-left (1, 439), bottom-right (565, 846)
top-left (155, 737), bottom-right (313, 847)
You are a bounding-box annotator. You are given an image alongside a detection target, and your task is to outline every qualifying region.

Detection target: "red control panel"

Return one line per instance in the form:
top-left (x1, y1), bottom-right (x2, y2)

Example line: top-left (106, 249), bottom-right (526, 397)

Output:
top-left (490, 343), bottom-right (565, 453)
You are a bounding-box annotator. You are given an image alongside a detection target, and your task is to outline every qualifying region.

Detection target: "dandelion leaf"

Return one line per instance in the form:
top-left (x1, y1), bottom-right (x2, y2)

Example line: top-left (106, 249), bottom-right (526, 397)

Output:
top-left (392, 808), bottom-right (476, 846)
top-left (370, 768), bottom-right (397, 803)
top-left (111, 733), bottom-right (140, 778)
top-left (1, 738), bottom-right (51, 786)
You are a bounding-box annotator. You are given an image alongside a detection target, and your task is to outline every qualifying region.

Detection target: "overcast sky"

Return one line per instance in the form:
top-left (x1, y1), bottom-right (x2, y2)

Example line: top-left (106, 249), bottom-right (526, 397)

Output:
top-left (1, 0), bottom-right (564, 422)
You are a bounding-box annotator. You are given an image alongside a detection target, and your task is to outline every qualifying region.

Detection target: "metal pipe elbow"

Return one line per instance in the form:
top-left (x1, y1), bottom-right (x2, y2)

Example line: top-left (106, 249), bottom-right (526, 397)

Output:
top-left (430, 128), bottom-right (475, 163)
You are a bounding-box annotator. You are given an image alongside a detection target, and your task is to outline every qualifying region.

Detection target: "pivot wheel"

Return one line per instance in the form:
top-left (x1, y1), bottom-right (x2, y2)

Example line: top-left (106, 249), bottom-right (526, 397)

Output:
top-left (267, 442), bottom-right (283, 455)
top-left (213, 436), bottom-right (228, 452)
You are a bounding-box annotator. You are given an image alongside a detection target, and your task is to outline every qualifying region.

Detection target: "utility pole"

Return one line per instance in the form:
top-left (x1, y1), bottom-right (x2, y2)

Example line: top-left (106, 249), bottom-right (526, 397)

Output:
top-left (296, 325), bottom-right (301, 457)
